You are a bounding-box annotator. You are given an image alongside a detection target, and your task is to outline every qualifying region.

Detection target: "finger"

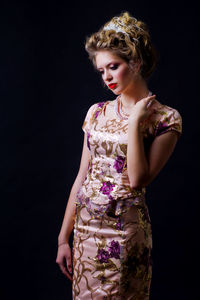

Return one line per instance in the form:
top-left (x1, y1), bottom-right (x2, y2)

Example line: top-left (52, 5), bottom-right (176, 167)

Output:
top-left (57, 254), bottom-right (73, 281)
top-left (146, 95), bottom-right (156, 106)
top-left (146, 94), bottom-right (156, 100)
top-left (66, 254), bottom-right (73, 274)
top-left (64, 246), bottom-right (72, 273)
top-left (146, 100), bottom-right (154, 108)
top-left (60, 265), bottom-right (73, 281)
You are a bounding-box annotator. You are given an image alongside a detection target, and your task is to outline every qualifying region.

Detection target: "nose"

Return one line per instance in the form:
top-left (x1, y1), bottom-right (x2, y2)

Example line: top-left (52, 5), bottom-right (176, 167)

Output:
top-left (103, 69), bottom-right (112, 82)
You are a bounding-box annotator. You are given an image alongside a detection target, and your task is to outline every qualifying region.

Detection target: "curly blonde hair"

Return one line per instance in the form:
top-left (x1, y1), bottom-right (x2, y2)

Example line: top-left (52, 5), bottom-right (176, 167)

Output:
top-left (85, 11), bottom-right (160, 80)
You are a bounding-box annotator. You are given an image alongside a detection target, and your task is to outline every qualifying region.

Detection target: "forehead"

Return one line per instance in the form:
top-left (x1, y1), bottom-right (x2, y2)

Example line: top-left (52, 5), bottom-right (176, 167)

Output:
top-left (95, 51), bottom-right (123, 69)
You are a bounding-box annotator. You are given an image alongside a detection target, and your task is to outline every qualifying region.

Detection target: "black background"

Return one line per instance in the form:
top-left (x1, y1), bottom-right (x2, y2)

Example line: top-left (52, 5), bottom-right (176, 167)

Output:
top-left (1, 0), bottom-right (199, 299)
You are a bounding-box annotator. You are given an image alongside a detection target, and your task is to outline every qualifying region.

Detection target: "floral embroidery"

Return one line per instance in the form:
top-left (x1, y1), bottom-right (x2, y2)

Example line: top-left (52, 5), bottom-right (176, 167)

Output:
top-left (100, 181), bottom-right (115, 195)
top-left (158, 120), bottom-right (168, 131)
top-left (113, 155), bottom-right (126, 173)
top-left (116, 217), bottom-right (121, 230)
top-left (97, 248), bottom-right (110, 263)
top-left (108, 240), bottom-right (121, 259)
top-left (94, 102), bottom-right (105, 119)
top-left (100, 275), bottom-right (106, 284)
top-left (97, 102), bottom-right (105, 108)
top-left (97, 240), bottom-right (121, 263)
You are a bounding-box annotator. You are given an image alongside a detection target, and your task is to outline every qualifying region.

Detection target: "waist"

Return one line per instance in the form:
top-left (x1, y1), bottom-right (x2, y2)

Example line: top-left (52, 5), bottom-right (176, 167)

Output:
top-left (76, 184), bottom-right (146, 205)
top-left (75, 189), bottom-right (147, 218)
top-left (79, 182), bottom-right (145, 204)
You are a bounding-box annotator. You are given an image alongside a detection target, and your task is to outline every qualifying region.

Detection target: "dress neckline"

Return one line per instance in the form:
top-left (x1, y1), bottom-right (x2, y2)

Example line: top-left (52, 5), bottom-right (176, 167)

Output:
top-left (114, 91), bottom-right (152, 120)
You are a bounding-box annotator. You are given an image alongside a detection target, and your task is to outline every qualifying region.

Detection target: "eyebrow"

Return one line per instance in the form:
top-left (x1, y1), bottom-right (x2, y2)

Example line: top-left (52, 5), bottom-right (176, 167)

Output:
top-left (96, 62), bottom-right (117, 70)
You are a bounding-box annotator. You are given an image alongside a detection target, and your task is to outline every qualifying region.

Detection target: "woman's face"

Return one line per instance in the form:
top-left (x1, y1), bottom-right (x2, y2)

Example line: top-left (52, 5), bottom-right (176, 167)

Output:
top-left (95, 50), bottom-right (138, 95)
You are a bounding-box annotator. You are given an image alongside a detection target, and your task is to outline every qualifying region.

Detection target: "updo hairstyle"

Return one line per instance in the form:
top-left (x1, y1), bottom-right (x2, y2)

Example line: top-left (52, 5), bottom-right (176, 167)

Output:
top-left (84, 11), bottom-right (160, 80)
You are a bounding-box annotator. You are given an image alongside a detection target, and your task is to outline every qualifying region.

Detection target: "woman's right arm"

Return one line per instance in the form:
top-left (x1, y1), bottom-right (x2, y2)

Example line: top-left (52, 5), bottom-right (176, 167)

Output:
top-left (56, 131), bottom-right (90, 279)
top-left (58, 131), bottom-right (90, 244)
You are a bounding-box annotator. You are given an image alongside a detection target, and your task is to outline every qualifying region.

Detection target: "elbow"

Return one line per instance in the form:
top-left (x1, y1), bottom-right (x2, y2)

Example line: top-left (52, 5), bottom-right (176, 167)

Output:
top-left (129, 174), bottom-right (149, 189)
top-left (129, 181), bottom-right (144, 189)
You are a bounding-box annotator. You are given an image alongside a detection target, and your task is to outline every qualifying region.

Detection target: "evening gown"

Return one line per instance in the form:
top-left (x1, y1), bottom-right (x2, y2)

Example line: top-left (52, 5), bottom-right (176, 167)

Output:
top-left (72, 94), bottom-right (182, 299)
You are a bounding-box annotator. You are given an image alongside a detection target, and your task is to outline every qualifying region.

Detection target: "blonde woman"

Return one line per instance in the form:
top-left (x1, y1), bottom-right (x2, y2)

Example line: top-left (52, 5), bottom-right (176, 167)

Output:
top-left (56, 11), bottom-right (182, 299)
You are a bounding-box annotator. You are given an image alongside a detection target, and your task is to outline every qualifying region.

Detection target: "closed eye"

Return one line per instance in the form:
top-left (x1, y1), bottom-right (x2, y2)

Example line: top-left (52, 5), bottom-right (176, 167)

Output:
top-left (110, 64), bottom-right (119, 70)
top-left (98, 64), bottom-right (119, 74)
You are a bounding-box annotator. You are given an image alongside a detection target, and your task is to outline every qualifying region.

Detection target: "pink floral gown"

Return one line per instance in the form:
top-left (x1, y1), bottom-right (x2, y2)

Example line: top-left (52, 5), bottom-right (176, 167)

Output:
top-left (72, 95), bottom-right (182, 300)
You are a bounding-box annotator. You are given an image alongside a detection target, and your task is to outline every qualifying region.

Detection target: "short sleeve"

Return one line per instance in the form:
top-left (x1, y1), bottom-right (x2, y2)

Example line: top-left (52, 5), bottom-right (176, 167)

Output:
top-left (82, 103), bottom-right (97, 134)
top-left (154, 108), bottom-right (182, 139)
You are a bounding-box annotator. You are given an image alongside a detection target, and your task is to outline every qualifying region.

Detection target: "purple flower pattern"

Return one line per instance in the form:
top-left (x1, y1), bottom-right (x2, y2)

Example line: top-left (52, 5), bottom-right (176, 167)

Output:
top-left (97, 240), bottom-right (121, 263)
top-left (97, 248), bottom-right (110, 263)
top-left (155, 120), bottom-right (169, 136)
top-left (113, 155), bottom-right (126, 173)
top-left (100, 275), bottom-right (106, 284)
top-left (97, 102), bottom-right (105, 108)
top-left (116, 217), bottom-right (121, 230)
top-left (100, 181), bottom-right (115, 195)
top-left (108, 240), bottom-right (120, 259)
top-left (94, 102), bottom-right (105, 119)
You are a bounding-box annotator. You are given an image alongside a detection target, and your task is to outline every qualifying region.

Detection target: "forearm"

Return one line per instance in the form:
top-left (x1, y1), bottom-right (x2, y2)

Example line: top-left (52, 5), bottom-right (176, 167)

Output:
top-left (58, 174), bottom-right (84, 244)
top-left (127, 120), bottom-right (149, 188)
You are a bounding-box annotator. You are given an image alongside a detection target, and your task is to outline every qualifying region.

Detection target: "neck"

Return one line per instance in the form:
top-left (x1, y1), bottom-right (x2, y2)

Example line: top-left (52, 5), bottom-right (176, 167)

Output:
top-left (120, 76), bottom-right (149, 108)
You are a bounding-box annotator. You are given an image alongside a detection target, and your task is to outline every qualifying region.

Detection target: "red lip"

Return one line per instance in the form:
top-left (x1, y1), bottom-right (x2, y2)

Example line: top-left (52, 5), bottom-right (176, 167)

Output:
top-left (108, 83), bottom-right (117, 89)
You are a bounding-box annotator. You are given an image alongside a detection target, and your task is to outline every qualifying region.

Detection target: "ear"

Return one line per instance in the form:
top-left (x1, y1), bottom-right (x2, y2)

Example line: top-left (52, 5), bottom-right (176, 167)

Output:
top-left (136, 60), bottom-right (142, 73)
top-left (135, 60), bottom-right (142, 73)
top-left (129, 59), bottom-right (142, 74)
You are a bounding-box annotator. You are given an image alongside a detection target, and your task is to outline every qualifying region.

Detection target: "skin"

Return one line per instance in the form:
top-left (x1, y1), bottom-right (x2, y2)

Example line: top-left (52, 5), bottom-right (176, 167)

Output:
top-left (56, 49), bottom-right (179, 279)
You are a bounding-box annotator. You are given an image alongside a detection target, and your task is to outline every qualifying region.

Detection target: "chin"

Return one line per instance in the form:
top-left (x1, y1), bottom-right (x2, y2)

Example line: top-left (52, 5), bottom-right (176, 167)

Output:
top-left (111, 89), bottom-right (121, 95)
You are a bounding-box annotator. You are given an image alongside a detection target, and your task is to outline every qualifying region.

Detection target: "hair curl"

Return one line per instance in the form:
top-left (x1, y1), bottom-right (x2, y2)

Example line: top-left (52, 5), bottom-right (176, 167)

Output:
top-left (84, 11), bottom-right (160, 80)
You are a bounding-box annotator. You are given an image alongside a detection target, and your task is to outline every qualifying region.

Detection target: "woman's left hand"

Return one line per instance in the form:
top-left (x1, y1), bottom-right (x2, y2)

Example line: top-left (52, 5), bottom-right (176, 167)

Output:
top-left (128, 94), bottom-right (156, 124)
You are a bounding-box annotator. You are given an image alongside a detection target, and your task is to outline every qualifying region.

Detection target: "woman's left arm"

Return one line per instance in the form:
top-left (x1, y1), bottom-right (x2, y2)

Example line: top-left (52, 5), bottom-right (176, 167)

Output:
top-left (127, 119), bottom-right (179, 189)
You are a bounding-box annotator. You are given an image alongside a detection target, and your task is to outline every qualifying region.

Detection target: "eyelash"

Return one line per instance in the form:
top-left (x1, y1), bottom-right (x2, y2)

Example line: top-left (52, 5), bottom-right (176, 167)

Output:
top-left (99, 64), bottom-right (119, 74)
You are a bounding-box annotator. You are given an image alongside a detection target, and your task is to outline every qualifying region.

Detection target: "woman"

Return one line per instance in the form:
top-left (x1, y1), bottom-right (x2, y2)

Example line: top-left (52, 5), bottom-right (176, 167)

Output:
top-left (56, 11), bottom-right (182, 299)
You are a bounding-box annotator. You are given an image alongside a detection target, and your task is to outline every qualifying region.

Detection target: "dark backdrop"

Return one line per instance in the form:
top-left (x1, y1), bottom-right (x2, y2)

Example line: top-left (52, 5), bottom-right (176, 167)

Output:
top-left (1, 0), bottom-right (199, 299)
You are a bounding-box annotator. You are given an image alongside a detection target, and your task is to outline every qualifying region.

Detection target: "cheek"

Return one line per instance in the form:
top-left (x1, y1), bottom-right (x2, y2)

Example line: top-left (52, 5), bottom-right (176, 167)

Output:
top-left (116, 67), bottom-right (131, 82)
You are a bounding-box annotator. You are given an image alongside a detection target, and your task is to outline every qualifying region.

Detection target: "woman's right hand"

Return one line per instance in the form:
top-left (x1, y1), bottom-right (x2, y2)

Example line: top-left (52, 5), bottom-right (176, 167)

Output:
top-left (56, 242), bottom-right (73, 282)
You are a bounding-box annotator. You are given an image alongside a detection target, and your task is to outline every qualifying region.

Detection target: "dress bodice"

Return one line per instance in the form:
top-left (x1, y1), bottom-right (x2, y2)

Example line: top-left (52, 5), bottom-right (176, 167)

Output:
top-left (76, 96), bottom-right (182, 208)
